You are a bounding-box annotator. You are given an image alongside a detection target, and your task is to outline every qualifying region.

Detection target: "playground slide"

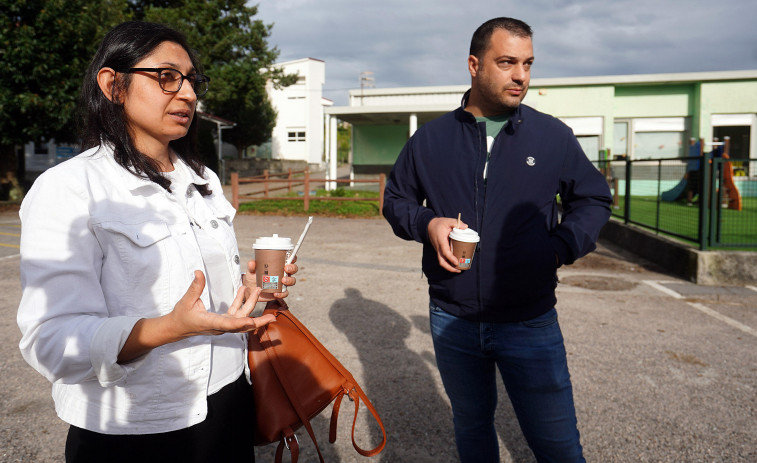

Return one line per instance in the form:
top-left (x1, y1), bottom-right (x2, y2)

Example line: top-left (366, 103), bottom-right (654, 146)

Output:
top-left (661, 177), bottom-right (687, 202)
top-left (721, 153), bottom-right (743, 211)
top-left (662, 140), bottom-right (699, 202)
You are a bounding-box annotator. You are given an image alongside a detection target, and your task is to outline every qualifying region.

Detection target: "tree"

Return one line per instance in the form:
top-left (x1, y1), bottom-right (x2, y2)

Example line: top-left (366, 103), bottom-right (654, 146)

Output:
top-left (0, 0), bottom-right (128, 197)
top-left (135, 0), bottom-right (296, 157)
top-left (0, 0), bottom-right (290, 197)
top-left (337, 123), bottom-right (352, 164)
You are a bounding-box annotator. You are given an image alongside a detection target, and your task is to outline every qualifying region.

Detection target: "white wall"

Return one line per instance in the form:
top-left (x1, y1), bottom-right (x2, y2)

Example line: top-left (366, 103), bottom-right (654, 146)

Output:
top-left (348, 85), bottom-right (467, 107)
top-left (268, 58), bottom-right (329, 167)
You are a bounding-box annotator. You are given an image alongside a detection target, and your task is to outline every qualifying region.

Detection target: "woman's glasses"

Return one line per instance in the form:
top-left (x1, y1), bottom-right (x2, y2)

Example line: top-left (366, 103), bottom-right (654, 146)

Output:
top-left (119, 68), bottom-right (210, 97)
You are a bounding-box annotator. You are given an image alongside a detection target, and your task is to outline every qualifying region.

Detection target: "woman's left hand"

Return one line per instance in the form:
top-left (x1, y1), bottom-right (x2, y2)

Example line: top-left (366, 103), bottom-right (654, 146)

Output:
top-left (242, 259), bottom-right (298, 301)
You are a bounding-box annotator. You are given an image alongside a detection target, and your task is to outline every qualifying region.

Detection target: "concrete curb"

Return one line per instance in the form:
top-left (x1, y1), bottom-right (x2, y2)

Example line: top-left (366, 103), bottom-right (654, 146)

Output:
top-left (599, 219), bottom-right (757, 285)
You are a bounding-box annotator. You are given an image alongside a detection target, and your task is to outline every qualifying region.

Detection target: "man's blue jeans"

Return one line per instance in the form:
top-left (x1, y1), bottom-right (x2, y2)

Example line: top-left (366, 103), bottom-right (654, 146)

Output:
top-left (429, 302), bottom-right (585, 463)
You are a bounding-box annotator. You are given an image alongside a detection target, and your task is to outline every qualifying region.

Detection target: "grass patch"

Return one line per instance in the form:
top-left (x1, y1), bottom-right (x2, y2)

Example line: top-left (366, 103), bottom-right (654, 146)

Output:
top-left (611, 196), bottom-right (757, 249)
top-left (237, 188), bottom-right (381, 218)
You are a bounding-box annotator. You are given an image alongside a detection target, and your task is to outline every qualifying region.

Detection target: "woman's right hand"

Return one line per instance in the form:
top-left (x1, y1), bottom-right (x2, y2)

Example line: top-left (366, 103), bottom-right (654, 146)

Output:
top-left (118, 270), bottom-right (275, 363)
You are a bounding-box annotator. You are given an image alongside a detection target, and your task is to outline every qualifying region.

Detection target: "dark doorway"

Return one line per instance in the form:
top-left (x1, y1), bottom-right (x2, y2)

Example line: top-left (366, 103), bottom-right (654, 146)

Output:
top-left (714, 125), bottom-right (751, 175)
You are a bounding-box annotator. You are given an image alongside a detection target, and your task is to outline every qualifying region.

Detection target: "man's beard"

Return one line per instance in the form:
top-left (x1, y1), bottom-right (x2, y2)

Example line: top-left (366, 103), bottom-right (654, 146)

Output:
top-left (478, 80), bottom-right (527, 114)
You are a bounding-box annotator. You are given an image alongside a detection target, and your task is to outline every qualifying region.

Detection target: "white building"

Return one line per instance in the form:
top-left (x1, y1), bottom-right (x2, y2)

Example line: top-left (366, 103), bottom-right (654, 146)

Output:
top-left (263, 58), bottom-right (332, 170)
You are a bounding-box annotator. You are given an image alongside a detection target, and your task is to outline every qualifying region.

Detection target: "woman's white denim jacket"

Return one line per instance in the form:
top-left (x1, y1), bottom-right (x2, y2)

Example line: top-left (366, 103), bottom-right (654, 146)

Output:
top-left (17, 145), bottom-right (244, 434)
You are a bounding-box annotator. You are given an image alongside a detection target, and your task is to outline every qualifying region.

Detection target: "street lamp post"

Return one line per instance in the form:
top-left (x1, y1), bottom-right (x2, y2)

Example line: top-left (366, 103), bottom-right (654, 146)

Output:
top-left (359, 71), bottom-right (374, 105)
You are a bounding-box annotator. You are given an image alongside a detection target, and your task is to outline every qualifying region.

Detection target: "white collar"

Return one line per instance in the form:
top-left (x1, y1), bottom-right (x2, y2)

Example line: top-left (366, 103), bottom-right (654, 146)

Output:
top-left (94, 144), bottom-right (210, 192)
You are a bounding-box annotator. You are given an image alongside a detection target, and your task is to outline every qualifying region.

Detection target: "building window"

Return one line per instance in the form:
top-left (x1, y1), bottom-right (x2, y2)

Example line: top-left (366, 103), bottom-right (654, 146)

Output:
top-left (712, 114), bottom-right (755, 176)
top-left (618, 117), bottom-right (689, 160)
top-left (634, 131), bottom-right (686, 159)
top-left (613, 121), bottom-right (629, 158)
top-left (559, 116), bottom-right (603, 162)
top-left (576, 136), bottom-right (600, 163)
top-left (288, 130), bottom-right (306, 142)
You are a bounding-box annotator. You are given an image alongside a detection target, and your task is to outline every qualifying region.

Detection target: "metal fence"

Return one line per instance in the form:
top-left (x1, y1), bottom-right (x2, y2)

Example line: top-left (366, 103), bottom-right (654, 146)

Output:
top-left (229, 171), bottom-right (386, 213)
top-left (599, 155), bottom-right (757, 250)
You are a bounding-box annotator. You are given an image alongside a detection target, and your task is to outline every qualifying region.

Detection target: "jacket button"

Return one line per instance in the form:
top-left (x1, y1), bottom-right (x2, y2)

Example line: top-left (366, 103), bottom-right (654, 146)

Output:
top-left (210, 220), bottom-right (218, 229)
top-left (234, 255), bottom-right (240, 264)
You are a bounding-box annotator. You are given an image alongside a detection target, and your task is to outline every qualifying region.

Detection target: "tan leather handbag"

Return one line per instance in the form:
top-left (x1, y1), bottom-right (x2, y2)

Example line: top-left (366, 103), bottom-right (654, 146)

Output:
top-left (248, 305), bottom-right (387, 463)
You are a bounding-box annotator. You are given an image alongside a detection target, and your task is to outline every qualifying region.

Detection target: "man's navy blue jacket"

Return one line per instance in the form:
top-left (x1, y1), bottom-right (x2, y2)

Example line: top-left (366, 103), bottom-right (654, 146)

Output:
top-left (383, 96), bottom-right (613, 323)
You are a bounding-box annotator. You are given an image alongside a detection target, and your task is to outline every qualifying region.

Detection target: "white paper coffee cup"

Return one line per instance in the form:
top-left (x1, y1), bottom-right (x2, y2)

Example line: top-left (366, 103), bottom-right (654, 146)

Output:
top-left (449, 227), bottom-right (480, 270)
top-left (252, 234), bottom-right (294, 293)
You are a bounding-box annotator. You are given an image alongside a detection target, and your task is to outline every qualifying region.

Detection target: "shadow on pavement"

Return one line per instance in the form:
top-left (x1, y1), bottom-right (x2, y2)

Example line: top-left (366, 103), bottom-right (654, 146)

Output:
top-left (329, 288), bottom-right (535, 462)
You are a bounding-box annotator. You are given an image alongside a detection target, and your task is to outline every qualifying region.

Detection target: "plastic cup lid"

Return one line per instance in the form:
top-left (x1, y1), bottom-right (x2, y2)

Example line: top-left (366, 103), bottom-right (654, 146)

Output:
top-left (252, 234), bottom-right (294, 250)
top-left (449, 227), bottom-right (480, 243)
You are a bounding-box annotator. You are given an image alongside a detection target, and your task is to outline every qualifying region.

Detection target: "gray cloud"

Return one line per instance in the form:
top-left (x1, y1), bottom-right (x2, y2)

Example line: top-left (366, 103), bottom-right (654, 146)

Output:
top-left (256, 0), bottom-right (757, 105)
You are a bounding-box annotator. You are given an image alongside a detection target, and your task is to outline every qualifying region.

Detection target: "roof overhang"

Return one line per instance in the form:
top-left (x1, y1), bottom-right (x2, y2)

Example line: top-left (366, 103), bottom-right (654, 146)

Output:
top-left (325, 104), bottom-right (455, 125)
top-left (198, 111), bottom-right (236, 128)
top-left (326, 69), bottom-right (757, 125)
top-left (529, 69), bottom-right (757, 87)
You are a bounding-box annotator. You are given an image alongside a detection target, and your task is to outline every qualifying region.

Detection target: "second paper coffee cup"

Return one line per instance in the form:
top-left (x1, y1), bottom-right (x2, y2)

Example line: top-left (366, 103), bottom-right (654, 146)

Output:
top-left (252, 234), bottom-right (294, 293)
top-left (449, 227), bottom-right (480, 270)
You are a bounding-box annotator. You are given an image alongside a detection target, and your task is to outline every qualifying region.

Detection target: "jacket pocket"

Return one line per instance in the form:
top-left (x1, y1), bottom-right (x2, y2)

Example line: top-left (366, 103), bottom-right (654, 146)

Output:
top-left (94, 220), bottom-right (173, 317)
top-left (499, 225), bottom-right (556, 278)
top-left (99, 220), bottom-right (171, 247)
top-left (522, 225), bottom-right (559, 278)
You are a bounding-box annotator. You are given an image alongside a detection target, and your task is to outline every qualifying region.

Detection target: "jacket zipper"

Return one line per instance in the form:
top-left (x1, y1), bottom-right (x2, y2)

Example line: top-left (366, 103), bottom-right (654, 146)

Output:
top-left (475, 121), bottom-right (487, 315)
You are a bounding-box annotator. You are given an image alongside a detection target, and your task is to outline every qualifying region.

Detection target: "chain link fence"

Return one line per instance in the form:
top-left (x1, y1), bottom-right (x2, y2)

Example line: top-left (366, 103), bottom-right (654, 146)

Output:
top-left (597, 155), bottom-right (757, 250)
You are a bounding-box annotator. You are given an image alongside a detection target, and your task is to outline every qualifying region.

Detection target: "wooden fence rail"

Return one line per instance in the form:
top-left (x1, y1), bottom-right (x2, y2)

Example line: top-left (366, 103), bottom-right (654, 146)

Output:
top-left (230, 170), bottom-right (386, 215)
top-left (235, 168), bottom-right (309, 197)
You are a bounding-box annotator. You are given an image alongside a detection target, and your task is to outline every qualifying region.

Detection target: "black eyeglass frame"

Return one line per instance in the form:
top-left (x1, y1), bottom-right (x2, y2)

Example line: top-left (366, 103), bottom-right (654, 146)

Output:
top-left (118, 67), bottom-right (210, 97)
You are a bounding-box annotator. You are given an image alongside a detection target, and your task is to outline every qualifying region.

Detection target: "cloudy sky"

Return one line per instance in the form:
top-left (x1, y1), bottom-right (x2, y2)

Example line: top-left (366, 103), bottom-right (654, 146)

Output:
top-left (255, 0), bottom-right (757, 106)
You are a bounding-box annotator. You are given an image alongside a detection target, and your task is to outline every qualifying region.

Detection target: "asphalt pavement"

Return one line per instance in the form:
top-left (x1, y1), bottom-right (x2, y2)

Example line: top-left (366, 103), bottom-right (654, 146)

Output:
top-left (1, 210), bottom-right (755, 462)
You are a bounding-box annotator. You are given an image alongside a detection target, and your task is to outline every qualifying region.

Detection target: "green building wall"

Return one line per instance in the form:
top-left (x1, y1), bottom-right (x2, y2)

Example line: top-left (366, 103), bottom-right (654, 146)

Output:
top-left (352, 124), bottom-right (410, 174)
top-left (346, 75), bottom-right (757, 170)
top-left (527, 85), bottom-right (615, 117)
top-left (613, 84), bottom-right (696, 117)
top-left (699, 81), bottom-right (757, 144)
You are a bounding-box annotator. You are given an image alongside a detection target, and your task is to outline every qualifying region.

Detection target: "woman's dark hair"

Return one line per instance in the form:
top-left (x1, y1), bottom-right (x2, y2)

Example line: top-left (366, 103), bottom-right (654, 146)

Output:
top-left (79, 21), bottom-right (210, 196)
top-left (469, 17), bottom-right (533, 59)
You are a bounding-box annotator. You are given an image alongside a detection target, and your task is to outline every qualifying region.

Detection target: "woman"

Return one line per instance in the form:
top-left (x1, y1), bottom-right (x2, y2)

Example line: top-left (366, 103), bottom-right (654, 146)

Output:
top-left (16, 21), bottom-right (295, 462)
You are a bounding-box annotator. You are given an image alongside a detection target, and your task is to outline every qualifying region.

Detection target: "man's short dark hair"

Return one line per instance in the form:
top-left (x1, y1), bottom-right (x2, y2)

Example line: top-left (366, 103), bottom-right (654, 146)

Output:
top-left (469, 17), bottom-right (533, 58)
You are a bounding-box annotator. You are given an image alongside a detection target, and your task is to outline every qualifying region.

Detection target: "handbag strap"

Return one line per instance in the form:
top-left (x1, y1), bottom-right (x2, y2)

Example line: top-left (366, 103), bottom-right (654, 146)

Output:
top-left (273, 308), bottom-right (388, 457)
top-left (329, 380), bottom-right (387, 456)
top-left (274, 427), bottom-right (299, 463)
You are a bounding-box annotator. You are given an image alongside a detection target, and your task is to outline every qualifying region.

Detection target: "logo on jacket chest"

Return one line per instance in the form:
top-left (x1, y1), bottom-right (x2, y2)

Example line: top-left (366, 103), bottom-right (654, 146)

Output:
top-left (526, 156), bottom-right (536, 166)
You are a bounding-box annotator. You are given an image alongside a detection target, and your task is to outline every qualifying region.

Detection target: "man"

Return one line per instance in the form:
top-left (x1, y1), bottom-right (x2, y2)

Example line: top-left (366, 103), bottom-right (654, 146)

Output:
top-left (685, 147), bottom-right (701, 206)
top-left (383, 17), bottom-right (612, 463)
